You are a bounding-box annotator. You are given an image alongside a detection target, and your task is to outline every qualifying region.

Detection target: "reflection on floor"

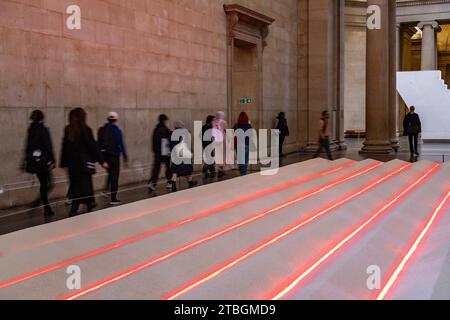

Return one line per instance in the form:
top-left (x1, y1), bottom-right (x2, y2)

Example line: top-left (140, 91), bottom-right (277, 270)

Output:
top-left (0, 157), bottom-right (449, 300)
top-left (0, 137), bottom-right (448, 236)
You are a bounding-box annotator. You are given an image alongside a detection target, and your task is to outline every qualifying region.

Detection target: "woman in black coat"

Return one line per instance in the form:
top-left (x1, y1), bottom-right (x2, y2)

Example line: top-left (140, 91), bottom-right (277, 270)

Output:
top-left (24, 110), bottom-right (56, 216)
top-left (60, 108), bottom-right (108, 216)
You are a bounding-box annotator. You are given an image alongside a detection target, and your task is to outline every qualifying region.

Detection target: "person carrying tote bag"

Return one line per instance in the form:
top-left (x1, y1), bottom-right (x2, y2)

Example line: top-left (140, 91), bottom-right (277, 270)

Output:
top-left (169, 121), bottom-right (197, 192)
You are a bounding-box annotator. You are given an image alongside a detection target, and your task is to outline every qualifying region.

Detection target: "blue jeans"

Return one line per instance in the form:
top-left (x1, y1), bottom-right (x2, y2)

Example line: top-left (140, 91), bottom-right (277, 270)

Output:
top-left (238, 145), bottom-right (250, 176)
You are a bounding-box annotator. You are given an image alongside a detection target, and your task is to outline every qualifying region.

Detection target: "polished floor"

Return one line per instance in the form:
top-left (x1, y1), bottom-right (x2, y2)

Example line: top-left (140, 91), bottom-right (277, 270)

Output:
top-left (0, 156), bottom-right (449, 300)
top-left (0, 137), bottom-right (448, 236)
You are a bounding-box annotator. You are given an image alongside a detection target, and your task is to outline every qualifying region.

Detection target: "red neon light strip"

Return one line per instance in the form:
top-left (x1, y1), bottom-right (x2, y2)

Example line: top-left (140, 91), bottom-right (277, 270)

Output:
top-left (3, 200), bottom-right (192, 256)
top-left (163, 163), bottom-right (412, 301)
top-left (60, 162), bottom-right (382, 300)
top-left (270, 163), bottom-right (440, 300)
top-left (376, 190), bottom-right (450, 300)
top-left (0, 161), bottom-right (353, 290)
top-left (1, 161), bottom-right (341, 257)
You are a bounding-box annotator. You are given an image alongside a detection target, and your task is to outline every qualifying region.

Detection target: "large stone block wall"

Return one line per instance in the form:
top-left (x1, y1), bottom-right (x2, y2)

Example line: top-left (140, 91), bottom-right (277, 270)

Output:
top-left (0, 0), bottom-right (298, 208)
top-left (344, 24), bottom-right (366, 132)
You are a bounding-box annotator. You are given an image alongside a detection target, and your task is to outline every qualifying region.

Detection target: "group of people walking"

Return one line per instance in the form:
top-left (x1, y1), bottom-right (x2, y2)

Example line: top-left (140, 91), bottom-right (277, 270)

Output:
top-left (24, 108), bottom-right (127, 217)
top-left (24, 108), bottom-right (287, 217)
top-left (148, 110), bottom-right (265, 192)
top-left (21, 105), bottom-right (423, 218)
top-left (148, 115), bottom-right (199, 193)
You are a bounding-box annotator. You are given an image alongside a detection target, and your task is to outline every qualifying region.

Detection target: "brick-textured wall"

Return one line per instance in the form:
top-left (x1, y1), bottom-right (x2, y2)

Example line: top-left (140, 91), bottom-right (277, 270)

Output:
top-left (0, 0), bottom-right (298, 208)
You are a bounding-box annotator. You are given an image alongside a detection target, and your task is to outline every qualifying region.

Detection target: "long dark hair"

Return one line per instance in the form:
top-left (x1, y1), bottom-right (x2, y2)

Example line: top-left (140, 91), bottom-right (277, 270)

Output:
top-left (67, 108), bottom-right (87, 142)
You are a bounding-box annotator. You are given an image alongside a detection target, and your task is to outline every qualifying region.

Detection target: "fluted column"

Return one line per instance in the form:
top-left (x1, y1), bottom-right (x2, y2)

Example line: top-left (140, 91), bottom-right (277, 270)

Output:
top-left (389, 3), bottom-right (399, 151)
top-left (361, 0), bottom-right (392, 154)
top-left (418, 21), bottom-right (440, 70)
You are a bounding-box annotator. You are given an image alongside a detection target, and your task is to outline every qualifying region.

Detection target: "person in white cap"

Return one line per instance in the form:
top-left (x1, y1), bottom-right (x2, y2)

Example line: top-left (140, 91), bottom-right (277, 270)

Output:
top-left (98, 112), bottom-right (128, 205)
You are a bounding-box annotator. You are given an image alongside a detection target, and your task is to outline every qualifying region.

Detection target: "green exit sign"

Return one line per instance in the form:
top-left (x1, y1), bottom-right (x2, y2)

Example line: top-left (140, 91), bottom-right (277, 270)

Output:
top-left (239, 98), bottom-right (253, 104)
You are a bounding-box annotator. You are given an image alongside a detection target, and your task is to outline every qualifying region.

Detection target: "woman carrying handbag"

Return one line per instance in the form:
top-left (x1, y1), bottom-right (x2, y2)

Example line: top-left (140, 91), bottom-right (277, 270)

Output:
top-left (24, 110), bottom-right (56, 217)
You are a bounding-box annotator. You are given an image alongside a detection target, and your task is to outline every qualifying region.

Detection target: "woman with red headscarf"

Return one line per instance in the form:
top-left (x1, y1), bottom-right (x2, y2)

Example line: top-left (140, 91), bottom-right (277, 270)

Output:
top-left (233, 112), bottom-right (253, 176)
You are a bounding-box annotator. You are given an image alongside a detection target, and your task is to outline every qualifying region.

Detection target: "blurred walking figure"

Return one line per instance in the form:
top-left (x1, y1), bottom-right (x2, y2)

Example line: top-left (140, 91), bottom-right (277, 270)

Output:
top-left (170, 121), bottom-right (198, 192)
top-left (234, 112), bottom-right (253, 176)
top-left (24, 110), bottom-right (56, 216)
top-left (60, 108), bottom-right (108, 216)
top-left (403, 106), bottom-right (422, 156)
top-left (202, 115), bottom-right (216, 179)
top-left (275, 112), bottom-right (290, 158)
top-left (212, 111), bottom-right (228, 178)
top-left (98, 112), bottom-right (128, 206)
top-left (148, 114), bottom-right (172, 191)
top-left (313, 110), bottom-right (333, 161)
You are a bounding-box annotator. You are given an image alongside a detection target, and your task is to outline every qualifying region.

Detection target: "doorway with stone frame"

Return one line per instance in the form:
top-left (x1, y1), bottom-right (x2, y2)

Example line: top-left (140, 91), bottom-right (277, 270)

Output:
top-left (224, 4), bottom-right (274, 131)
top-left (232, 40), bottom-right (259, 129)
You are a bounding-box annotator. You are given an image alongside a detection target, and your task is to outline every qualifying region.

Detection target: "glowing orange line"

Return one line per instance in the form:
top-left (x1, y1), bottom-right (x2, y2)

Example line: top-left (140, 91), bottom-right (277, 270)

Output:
top-left (271, 164), bottom-right (439, 300)
top-left (0, 162), bottom-right (355, 290)
top-left (376, 189), bottom-right (450, 300)
top-left (61, 162), bottom-right (381, 300)
top-left (163, 164), bottom-right (411, 300)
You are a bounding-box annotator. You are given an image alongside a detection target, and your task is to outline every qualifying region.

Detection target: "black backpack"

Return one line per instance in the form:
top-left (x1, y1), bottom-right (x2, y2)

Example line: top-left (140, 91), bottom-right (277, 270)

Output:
top-left (98, 125), bottom-right (117, 158)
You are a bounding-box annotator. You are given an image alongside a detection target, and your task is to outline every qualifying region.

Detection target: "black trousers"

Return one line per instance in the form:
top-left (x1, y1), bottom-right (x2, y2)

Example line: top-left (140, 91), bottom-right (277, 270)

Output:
top-left (314, 137), bottom-right (333, 160)
top-left (36, 170), bottom-right (52, 207)
top-left (279, 135), bottom-right (286, 156)
top-left (105, 156), bottom-right (120, 201)
top-left (149, 155), bottom-right (172, 184)
top-left (408, 134), bottom-right (419, 154)
top-left (69, 169), bottom-right (95, 215)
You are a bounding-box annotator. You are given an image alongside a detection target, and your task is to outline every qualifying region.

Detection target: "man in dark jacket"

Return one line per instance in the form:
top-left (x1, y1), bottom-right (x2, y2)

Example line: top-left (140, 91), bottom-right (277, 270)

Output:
top-left (98, 112), bottom-right (128, 205)
top-left (403, 106), bottom-right (422, 156)
top-left (149, 114), bottom-right (172, 191)
top-left (276, 112), bottom-right (290, 158)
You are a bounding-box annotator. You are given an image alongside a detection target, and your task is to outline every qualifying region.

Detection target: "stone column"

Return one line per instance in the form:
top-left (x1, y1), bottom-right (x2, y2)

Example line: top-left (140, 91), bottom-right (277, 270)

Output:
top-left (361, 0), bottom-right (392, 154)
top-left (300, 0), bottom-right (342, 152)
top-left (418, 21), bottom-right (440, 70)
top-left (336, 0), bottom-right (347, 150)
top-left (389, 2), bottom-right (399, 151)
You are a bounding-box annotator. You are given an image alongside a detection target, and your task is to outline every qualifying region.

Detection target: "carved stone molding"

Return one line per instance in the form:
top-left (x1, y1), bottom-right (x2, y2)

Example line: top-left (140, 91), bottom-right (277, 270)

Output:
top-left (418, 20), bottom-right (442, 32)
top-left (223, 4), bottom-right (275, 47)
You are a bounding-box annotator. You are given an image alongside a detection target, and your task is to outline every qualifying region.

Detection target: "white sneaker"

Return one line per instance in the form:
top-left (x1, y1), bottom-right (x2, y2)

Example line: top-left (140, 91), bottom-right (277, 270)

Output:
top-left (110, 200), bottom-right (122, 206)
top-left (166, 182), bottom-right (173, 190)
top-left (148, 183), bottom-right (156, 191)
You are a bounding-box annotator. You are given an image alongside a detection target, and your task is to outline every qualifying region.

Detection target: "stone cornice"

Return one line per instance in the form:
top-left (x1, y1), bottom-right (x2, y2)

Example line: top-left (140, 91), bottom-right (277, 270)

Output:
top-left (397, 0), bottom-right (450, 7)
top-left (223, 4), bottom-right (275, 26)
top-left (346, 0), bottom-right (450, 8)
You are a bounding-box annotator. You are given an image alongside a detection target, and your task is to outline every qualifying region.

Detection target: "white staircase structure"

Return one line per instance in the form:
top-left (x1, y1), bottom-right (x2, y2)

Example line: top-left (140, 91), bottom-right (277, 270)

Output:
top-left (0, 159), bottom-right (449, 300)
top-left (397, 71), bottom-right (450, 142)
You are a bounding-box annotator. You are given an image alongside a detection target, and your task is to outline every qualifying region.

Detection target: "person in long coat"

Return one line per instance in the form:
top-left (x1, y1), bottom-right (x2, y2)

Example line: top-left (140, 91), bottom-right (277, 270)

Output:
top-left (60, 108), bottom-right (108, 216)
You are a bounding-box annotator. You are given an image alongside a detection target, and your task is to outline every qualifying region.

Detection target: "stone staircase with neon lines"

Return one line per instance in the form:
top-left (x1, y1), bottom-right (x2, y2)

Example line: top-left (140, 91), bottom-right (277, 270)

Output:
top-left (0, 158), bottom-right (449, 300)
